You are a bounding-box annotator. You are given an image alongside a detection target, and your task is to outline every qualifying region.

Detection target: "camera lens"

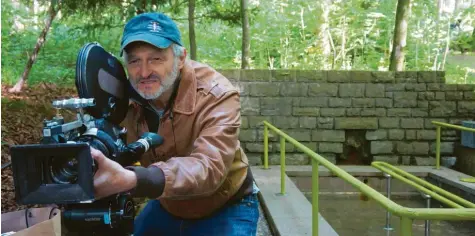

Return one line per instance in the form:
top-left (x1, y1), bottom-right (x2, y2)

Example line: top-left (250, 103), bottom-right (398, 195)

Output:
top-left (50, 157), bottom-right (79, 184)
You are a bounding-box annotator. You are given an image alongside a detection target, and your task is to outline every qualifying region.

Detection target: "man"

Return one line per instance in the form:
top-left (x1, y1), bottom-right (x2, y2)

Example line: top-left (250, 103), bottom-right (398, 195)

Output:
top-left (90, 12), bottom-right (260, 236)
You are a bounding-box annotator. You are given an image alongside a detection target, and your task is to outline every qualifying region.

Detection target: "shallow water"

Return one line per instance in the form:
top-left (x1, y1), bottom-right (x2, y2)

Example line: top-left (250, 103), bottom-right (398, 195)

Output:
top-left (306, 194), bottom-right (475, 236)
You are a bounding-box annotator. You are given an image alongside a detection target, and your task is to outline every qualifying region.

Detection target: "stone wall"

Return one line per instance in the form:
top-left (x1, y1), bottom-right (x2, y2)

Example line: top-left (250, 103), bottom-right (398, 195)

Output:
top-left (217, 70), bottom-right (475, 166)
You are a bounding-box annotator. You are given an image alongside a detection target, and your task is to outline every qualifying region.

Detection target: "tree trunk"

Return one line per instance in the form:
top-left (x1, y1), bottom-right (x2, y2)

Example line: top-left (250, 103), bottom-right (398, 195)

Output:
top-left (9, 2), bottom-right (59, 93)
top-left (188, 0), bottom-right (197, 60)
top-left (440, 20), bottom-right (451, 70)
top-left (241, 0), bottom-right (250, 69)
top-left (389, 0), bottom-right (411, 71)
top-left (317, 0), bottom-right (331, 69)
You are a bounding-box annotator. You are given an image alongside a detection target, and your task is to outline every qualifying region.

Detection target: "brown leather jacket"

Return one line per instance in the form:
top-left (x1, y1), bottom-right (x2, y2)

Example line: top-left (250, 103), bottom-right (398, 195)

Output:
top-left (122, 60), bottom-right (253, 219)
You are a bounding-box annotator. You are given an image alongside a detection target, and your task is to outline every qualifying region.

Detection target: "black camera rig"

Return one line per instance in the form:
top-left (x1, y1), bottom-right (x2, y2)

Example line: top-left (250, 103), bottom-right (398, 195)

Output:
top-left (9, 43), bottom-right (162, 236)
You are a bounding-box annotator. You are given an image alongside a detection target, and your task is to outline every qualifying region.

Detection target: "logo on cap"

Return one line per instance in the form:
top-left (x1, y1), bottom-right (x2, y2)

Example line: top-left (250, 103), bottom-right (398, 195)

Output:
top-left (147, 21), bottom-right (162, 33)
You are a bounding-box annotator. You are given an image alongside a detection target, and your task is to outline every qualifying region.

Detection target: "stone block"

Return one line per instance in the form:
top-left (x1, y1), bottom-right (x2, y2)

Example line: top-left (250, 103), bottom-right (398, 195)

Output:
top-left (352, 98), bottom-right (375, 107)
top-left (339, 84), bottom-right (365, 97)
top-left (365, 84), bottom-right (385, 97)
top-left (239, 129), bottom-right (257, 142)
top-left (240, 69), bottom-right (270, 81)
top-left (296, 70), bottom-right (326, 81)
top-left (320, 154), bottom-right (337, 164)
top-left (350, 71), bottom-right (372, 82)
top-left (445, 91), bottom-right (464, 101)
top-left (249, 83), bottom-right (280, 96)
top-left (429, 142), bottom-right (454, 154)
top-left (219, 69), bottom-right (241, 81)
top-left (241, 117), bottom-right (249, 128)
top-left (346, 108), bottom-right (361, 116)
top-left (406, 130), bottom-right (416, 140)
top-left (299, 117), bottom-right (317, 128)
top-left (335, 118), bottom-right (378, 129)
top-left (293, 107), bottom-right (320, 116)
top-left (418, 92), bottom-right (435, 100)
top-left (260, 97), bottom-right (293, 115)
top-left (270, 116), bottom-right (299, 129)
top-left (286, 154), bottom-right (310, 165)
top-left (280, 83), bottom-right (308, 96)
top-left (240, 97), bottom-right (260, 115)
top-left (258, 129), bottom-right (278, 141)
top-left (312, 130), bottom-right (345, 142)
top-left (360, 108), bottom-right (386, 116)
top-left (427, 83), bottom-right (441, 91)
top-left (401, 156), bottom-right (412, 165)
top-left (412, 108), bottom-right (429, 117)
top-left (435, 92), bottom-right (445, 100)
top-left (429, 101), bottom-right (456, 117)
top-left (317, 118), bottom-right (334, 129)
top-left (389, 129), bottom-right (405, 140)
top-left (371, 71), bottom-right (395, 83)
top-left (416, 130), bottom-right (437, 140)
top-left (245, 143), bottom-right (267, 153)
top-left (327, 71), bottom-right (350, 82)
top-left (308, 83), bottom-right (338, 97)
top-left (284, 129), bottom-right (312, 141)
top-left (375, 98), bottom-right (392, 108)
top-left (371, 141), bottom-right (394, 154)
top-left (246, 153), bottom-right (263, 166)
top-left (441, 84), bottom-right (458, 91)
top-left (379, 118), bottom-right (400, 128)
top-left (248, 116), bottom-right (272, 128)
top-left (405, 84), bottom-right (426, 91)
top-left (396, 142), bottom-right (429, 155)
top-left (464, 91), bottom-right (475, 100)
top-left (272, 142), bottom-right (296, 152)
top-left (386, 84), bottom-right (405, 91)
top-left (320, 108), bottom-right (346, 117)
top-left (300, 97), bottom-right (328, 107)
top-left (417, 71), bottom-right (437, 82)
top-left (387, 108), bottom-right (411, 117)
top-left (329, 98), bottom-right (352, 107)
top-left (458, 101), bottom-right (475, 116)
top-left (319, 142), bottom-right (343, 153)
top-left (393, 92), bottom-right (418, 107)
top-left (373, 156), bottom-right (399, 165)
top-left (366, 130), bottom-right (387, 140)
top-left (457, 84), bottom-right (475, 91)
top-left (417, 101), bottom-right (429, 108)
top-left (400, 118), bottom-right (424, 129)
top-left (414, 157), bottom-right (436, 166)
top-left (271, 70), bottom-right (295, 82)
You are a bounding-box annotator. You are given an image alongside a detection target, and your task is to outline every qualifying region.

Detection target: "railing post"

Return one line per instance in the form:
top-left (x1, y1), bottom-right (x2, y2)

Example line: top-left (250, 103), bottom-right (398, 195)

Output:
top-left (383, 173), bottom-right (393, 234)
top-left (422, 193), bottom-right (431, 236)
top-left (312, 158), bottom-right (319, 236)
top-left (436, 126), bottom-right (441, 170)
top-left (280, 136), bottom-right (286, 195)
top-left (264, 124), bottom-right (269, 169)
top-left (400, 217), bottom-right (413, 236)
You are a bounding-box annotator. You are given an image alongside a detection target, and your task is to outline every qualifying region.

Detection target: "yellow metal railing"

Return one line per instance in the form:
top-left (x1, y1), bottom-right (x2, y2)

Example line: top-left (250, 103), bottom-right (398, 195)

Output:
top-left (432, 121), bottom-right (475, 169)
top-left (262, 120), bottom-right (475, 236)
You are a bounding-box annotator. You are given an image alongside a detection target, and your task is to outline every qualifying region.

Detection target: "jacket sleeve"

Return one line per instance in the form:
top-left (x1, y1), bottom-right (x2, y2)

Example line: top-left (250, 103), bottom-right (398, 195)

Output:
top-left (126, 90), bottom-right (241, 200)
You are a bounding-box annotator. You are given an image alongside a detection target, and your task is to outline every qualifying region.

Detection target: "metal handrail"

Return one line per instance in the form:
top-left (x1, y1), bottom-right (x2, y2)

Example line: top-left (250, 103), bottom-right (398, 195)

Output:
top-left (262, 120), bottom-right (475, 236)
top-left (432, 121), bottom-right (475, 170)
top-left (372, 161), bottom-right (475, 208)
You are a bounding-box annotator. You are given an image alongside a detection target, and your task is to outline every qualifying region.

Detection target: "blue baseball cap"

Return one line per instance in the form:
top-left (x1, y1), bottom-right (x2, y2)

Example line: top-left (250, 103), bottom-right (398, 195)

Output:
top-left (120, 12), bottom-right (183, 56)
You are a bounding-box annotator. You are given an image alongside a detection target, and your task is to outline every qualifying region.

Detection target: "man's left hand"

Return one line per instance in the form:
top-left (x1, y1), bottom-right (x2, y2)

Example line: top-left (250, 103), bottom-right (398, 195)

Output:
top-left (90, 147), bottom-right (137, 199)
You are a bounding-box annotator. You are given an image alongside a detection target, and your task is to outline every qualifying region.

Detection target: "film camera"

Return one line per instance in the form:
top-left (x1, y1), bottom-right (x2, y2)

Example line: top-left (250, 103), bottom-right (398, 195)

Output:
top-left (9, 43), bottom-right (162, 235)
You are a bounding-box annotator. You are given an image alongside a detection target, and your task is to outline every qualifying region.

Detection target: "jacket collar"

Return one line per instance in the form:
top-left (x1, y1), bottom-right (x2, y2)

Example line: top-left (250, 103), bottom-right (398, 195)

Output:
top-left (171, 59), bottom-right (196, 115)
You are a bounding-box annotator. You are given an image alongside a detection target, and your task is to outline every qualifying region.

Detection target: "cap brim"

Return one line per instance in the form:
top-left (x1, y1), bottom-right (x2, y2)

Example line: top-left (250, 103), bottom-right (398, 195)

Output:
top-left (120, 33), bottom-right (173, 56)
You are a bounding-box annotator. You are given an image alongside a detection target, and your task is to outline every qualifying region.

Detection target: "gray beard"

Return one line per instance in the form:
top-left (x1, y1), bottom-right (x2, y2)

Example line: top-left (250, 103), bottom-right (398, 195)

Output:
top-left (132, 57), bottom-right (180, 100)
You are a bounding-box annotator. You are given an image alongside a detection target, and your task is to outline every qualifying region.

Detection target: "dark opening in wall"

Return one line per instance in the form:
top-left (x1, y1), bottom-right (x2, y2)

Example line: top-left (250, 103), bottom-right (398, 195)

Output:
top-left (337, 130), bottom-right (372, 165)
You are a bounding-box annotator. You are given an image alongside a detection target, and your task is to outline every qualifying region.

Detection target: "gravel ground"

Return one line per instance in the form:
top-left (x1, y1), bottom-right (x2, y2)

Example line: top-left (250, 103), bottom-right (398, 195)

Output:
top-left (257, 203), bottom-right (273, 236)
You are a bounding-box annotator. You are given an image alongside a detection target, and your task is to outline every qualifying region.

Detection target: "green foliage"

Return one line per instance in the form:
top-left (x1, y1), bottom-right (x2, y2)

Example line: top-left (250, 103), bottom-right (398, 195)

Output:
top-left (2, 0), bottom-right (475, 87)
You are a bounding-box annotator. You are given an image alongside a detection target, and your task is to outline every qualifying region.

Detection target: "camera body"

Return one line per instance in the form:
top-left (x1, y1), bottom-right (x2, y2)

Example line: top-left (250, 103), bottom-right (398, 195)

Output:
top-left (9, 43), bottom-right (161, 235)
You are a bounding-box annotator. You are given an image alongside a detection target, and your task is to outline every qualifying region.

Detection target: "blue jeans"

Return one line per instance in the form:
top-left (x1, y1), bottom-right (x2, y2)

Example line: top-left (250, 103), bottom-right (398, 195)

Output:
top-left (134, 193), bottom-right (260, 236)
